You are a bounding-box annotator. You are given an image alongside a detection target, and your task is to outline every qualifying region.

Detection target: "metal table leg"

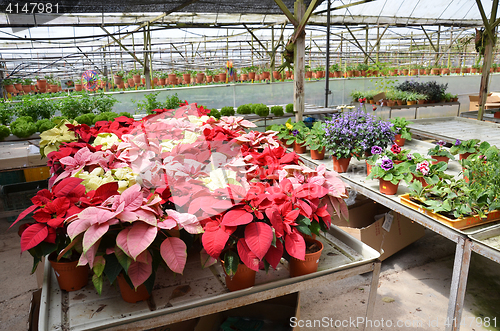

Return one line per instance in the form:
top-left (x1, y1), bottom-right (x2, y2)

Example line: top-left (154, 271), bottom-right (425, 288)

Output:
top-left (363, 260), bottom-right (382, 331)
top-left (445, 237), bottom-right (472, 331)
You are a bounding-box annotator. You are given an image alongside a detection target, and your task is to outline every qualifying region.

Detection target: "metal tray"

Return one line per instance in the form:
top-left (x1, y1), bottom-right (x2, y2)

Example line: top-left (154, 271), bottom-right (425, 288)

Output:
top-left (38, 225), bottom-right (380, 331)
top-left (470, 224), bottom-right (500, 252)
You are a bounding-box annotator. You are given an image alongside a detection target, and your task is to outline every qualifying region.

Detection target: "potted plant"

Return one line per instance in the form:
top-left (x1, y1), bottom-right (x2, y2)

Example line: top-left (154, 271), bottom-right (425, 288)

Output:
top-left (356, 63), bottom-right (369, 76)
top-left (390, 117), bottom-right (412, 146)
top-left (450, 138), bottom-right (487, 160)
top-left (405, 152), bottom-right (451, 187)
top-left (330, 63), bottom-right (341, 78)
top-left (74, 78), bottom-right (83, 91)
top-left (428, 140), bottom-right (455, 164)
top-left (114, 70), bottom-right (125, 85)
top-left (158, 72), bottom-right (168, 85)
top-left (367, 155), bottom-right (407, 195)
top-left (287, 120), bottom-right (310, 154)
top-left (2, 78), bottom-right (15, 93)
top-left (305, 121), bottom-right (327, 160)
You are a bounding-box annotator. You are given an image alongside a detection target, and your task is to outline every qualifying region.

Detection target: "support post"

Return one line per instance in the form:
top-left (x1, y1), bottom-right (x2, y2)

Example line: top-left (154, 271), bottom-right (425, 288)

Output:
top-left (144, 27), bottom-right (151, 90)
top-left (294, 0), bottom-right (305, 122)
top-left (325, 0), bottom-right (331, 108)
top-left (271, 25), bottom-right (275, 82)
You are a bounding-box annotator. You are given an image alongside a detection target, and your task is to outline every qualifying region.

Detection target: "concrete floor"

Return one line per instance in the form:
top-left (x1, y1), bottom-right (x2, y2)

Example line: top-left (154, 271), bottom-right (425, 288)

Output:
top-left (1, 219), bottom-right (500, 331)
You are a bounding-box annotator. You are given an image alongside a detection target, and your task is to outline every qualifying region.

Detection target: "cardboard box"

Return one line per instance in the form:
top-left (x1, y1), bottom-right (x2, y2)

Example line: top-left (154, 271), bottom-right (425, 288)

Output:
top-left (145, 318), bottom-right (200, 331)
top-left (469, 93), bottom-right (496, 111)
top-left (332, 200), bottom-right (425, 261)
top-left (194, 292), bottom-right (300, 331)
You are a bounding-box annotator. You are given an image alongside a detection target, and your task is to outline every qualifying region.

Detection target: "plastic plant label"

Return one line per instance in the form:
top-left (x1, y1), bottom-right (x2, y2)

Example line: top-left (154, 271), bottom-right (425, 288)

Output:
top-left (382, 213), bottom-right (394, 232)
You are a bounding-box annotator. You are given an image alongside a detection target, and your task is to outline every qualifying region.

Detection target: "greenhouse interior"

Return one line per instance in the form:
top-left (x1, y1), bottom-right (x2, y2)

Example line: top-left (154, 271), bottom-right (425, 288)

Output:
top-left (1, 0), bottom-right (500, 330)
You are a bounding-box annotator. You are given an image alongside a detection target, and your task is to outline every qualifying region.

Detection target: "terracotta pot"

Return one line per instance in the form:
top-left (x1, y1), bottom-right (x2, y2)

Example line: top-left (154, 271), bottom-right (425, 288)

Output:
top-left (37, 79), bottom-right (47, 89)
top-left (369, 99), bottom-right (375, 104)
top-left (396, 99), bottom-right (404, 106)
top-left (305, 71), bottom-right (313, 78)
top-left (431, 68), bottom-right (440, 75)
top-left (222, 262), bottom-right (256, 291)
top-left (248, 72), bottom-right (256, 80)
top-left (471, 68), bottom-right (477, 74)
top-left (113, 75), bottom-right (123, 85)
top-left (458, 153), bottom-right (473, 160)
top-left (332, 156), bottom-right (351, 173)
top-left (132, 74), bottom-right (141, 84)
top-left (214, 75), bottom-right (220, 82)
top-left (334, 71), bottom-right (341, 78)
top-left (14, 83), bottom-right (22, 91)
top-left (410, 69), bottom-right (418, 76)
top-left (182, 73), bottom-right (190, 84)
top-left (168, 74), bottom-right (177, 84)
top-left (240, 74), bottom-right (248, 81)
top-left (494, 111), bottom-right (500, 119)
top-left (195, 72), bottom-right (204, 83)
top-left (124, 83), bottom-right (129, 88)
top-left (49, 85), bottom-right (58, 93)
top-left (379, 179), bottom-right (399, 195)
top-left (431, 156), bottom-right (450, 165)
top-left (4, 85), bottom-right (15, 93)
top-left (394, 134), bottom-right (406, 147)
top-left (441, 68), bottom-right (450, 75)
top-left (281, 138), bottom-right (293, 148)
top-left (273, 71), bottom-right (281, 80)
top-left (387, 100), bottom-right (395, 107)
top-left (159, 78), bottom-right (166, 85)
top-left (371, 70), bottom-right (379, 76)
top-left (219, 73), bottom-right (226, 82)
top-left (141, 78), bottom-right (146, 84)
top-left (262, 71), bottom-right (270, 79)
top-left (75, 84), bottom-right (83, 91)
top-left (400, 69), bottom-right (409, 76)
top-left (116, 273), bottom-right (150, 303)
top-left (418, 99), bottom-right (426, 104)
top-left (206, 75), bottom-right (213, 83)
top-left (412, 175), bottom-right (428, 187)
top-left (289, 238), bottom-right (324, 277)
top-left (118, 82), bottom-right (124, 89)
top-left (286, 71), bottom-right (292, 78)
top-left (419, 69), bottom-right (426, 75)
top-left (30, 85), bottom-right (36, 91)
top-left (310, 147), bottom-right (326, 160)
top-left (293, 142), bottom-right (307, 154)
top-left (366, 161), bottom-right (372, 176)
top-left (346, 70), bottom-right (353, 77)
top-left (127, 78), bottom-right (135, 87)
top-left (49, 254), bottom-right (89, 292)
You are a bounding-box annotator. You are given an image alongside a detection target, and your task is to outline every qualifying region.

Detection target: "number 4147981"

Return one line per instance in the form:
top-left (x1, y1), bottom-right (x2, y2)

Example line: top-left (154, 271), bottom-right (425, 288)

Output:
top-left (5, 2), bottom-right (59, 14)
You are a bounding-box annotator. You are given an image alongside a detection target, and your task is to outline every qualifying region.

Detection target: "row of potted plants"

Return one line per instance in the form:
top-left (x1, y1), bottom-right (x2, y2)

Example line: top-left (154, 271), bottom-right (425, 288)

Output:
top-left (12, 101), bottom-right (349, 301)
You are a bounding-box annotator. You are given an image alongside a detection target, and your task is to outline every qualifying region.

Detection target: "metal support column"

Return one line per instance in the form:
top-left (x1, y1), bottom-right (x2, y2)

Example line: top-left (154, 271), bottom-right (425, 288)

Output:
top-left (294, 0), bottom-right (305, 121)
top-left (324, 0), bottom-right (331, 108)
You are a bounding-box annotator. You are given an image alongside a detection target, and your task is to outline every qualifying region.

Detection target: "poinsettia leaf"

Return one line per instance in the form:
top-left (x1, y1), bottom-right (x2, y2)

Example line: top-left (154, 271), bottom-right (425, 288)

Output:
top-left (127, 251), bottom-right (152, 289)
top-left (20, 223), bottom-right (48, 252)
top-left (201, 226), bottom-right (229, 258)
top-left (94, 182), bottom-right (119, 201)
top-left (115, 246), bottom-right (132, 273)
top-left (67, 217), bottom-right (92, 240)
top-left (127, 222), bottom-right (158, 260)
top-left (211, 199), bottom-right (236, 210)
top-left (93, 256), bottom-right (106, 277)
top-left (104, 253), bottom-right (122, 284)
top-left (295, 183), bottom-right (330, 199)
top-left (284, 230), bottom-right (306, 261)
top-left (244, 222), bottom-right (273, 260)
top-left (57, 234), bottom-right (82, 261)
top-left (295, 224), bottom-right (312, 237)
top-left (223, 250), bottom-right (239, 277)
top-left (221, 209), bottom-right (254, 226)
top-left (116, 228), bottom-right (132, 257)
top-left (9, 204), bottom-right (38, 228)
top-left (160, 237), bottom-right (187, 274)
top-left (82, 223), bottom-right (109, 254)
top-left (92, 274), bottom-right (103, 295)
top-left (237, 238), bottom-right (260, 271)
top-left (166, 210), bottom-right (203, 234)
top-left (265, 208), bottom-right (284, 238)
top-left (119, 184), bottom-right (143, 211)
top-left (264, 239), bottom-right (283, 270)
top-left (200, 248), bottom-right (218, 268)
top-left (53, 177), bottom-right (84, 198)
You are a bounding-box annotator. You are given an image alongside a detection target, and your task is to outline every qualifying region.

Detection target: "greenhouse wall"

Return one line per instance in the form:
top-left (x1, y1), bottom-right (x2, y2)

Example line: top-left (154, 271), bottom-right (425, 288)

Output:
top-left (107, 74), bottom-right (500, 114)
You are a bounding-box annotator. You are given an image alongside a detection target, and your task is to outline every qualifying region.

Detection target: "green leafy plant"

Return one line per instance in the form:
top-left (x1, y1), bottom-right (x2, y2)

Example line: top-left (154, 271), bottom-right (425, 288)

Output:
top-left (15, 95), bottom-right (56, 121)
top-left (390, 117), bottom-right (413, 140)
top-left (208, 108), bottom-right (221, 119)
top-left (252, 103), bottom-right (269, 117)
top-left (10, 116), bottom-right (37, 138)
top-left (58, 94), bottom-right (94, 119)
top-left (405, 152), bottom-right (452, 186)
top-left (304, 121), bottom-right (326, 151)
top-left (450, 139), bottom-right (485, 156)
top-left (428, 141), bottom-right (454, 160)
top-left (0, 101), bottom-right (14, 125)
top-left (236, 104), bottom-right (252, 114)
top-left (270, 105), bottom-right (284, 117)
top-left (220, 106), bottom-right (235, 116)
top-left (134, 92), bottom-right (163, 114)
top-left (367, 156), bottom-right (407, 185)
top-left (35, 119), bottom-right (57, 133)
top-left (285, 103), bottom-right (294, 113)
top-left (115, 70), bottom-right (125, 77)
top-left (2, 78), bottom-right (13, 86)
top-left (23, 78), bottom-right (33, 85)
top-left (0, 125), bottom-right (10, 140)
top-left (330, 63), bottom-right (340, 72)
top-left (284, 120), bottom-right (309, 145)
top-left (75, 113), bottom-right (96, 126)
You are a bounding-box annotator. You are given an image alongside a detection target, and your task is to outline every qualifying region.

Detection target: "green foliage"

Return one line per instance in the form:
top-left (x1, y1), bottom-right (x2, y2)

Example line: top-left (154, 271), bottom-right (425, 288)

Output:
top-left (10, 116), bottom-right (37, 138)
top-left (58, 94), bottom-right (94, 119)
top-left (135, 92), bottom-right (163, 114)
top-left (220, 106), bottom-right (235, 116)
top-left (450, 139), bottom-right (483, 155)
top-left (0, 125), bottom-right (10, 140)
top-left (15, 95), bottom-right (56, 121)
top-left (75, 113), bottom-right (96, 126)
top-left (367, 161), bottom-right (407, 185)
top-left (165, 94), bottom-right (182, 110)
top-left (93, 112), bottom-right (117, 124)
top-left (117, 112), bottom-right (132, 118)
top-left (304, 121), bottom-right (326, 150)
top-left (208, 108), bottom-right (221, 119)
top-left (93, 93), bottom-right (118, 114)
top-left (35, 119), bottom-right (57, 133)
top-left (270, 105), bottom-right (284, 117)
top-left (285, 103), bottom-right (294, 113)
top-left (390, 117), bottom-right (413, 140)
top-left (0, 101), bottom-right (14, 125)
top-left (427, 143), bottom-right (454, 160)
top-left (236, 104), bottom-right (252, 114)
top-left (252, 103), bottom-right (269, 117)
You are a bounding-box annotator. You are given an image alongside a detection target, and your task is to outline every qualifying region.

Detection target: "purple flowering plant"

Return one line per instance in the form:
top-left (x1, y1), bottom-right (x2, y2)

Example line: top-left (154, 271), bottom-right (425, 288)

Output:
top-left (366, 144), bottom-right (410, 167)
top-left (449, 138), bottom-right (483, 156)
top-left (324, 109), bottom-right (394, 159)
top-left (367, 154), bottom-right (407, 184)
top-left (427, 140), bottom-right (454, 160)
top-left (269, 118), bottom-right (310, 146)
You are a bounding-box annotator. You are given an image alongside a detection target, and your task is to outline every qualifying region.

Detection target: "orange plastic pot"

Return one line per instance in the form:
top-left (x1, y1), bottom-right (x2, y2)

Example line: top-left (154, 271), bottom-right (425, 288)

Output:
top-left (75, 84), bottom-right (83, 91)
top-left (459, 152), bottom-right (473, 160)
top-left (310, 147), bottom-right (326, 160)
top-left (248, 72), bottom-right (256, 80)
top-left (366, 161), bottom-right (372, 176)
top-left (379, 179), bottom-right (400, 195)
top-left (293, 142), bottom-right (307, 154)
top-left (22, 85), bottom-right (31, 93)
top-left (222, 262), bottom-right (256, 292)
top-left (219, 73), bottom-right (227, 82)
top-left (116, 273), bottom-right (150, 303)
top-left (113, 75), bottom-right (123, 85)
top-left (394, 134), bottom-right (406, 147)
top-left (4, 85), bottom-right (15, 93)
top-left (332, 156), bottom-right (351, 173)
top-left (289, 238), bottom-right (323, 277)
top-left (412, 175), bottom-right (428, 187)
top-left (281, 139), bottom-right (293, 148)
top-left (133, 74), bottom-right (141, 84)
top-left (431, 156), bottom-right (450, 165)
top-left (49, 254), bottom-right (89, 292)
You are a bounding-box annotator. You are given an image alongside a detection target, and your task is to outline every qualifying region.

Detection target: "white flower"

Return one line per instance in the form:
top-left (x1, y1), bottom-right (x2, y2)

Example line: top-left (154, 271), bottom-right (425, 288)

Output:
top-left (92, 132), bottom-right (121, 150)
top-left (201, 168), bottom-right (239, 191)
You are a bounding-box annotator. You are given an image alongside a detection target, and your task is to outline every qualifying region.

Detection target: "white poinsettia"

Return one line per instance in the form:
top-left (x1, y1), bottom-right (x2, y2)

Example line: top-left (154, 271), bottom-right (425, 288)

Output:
top-left (112, 167), bottom-right (138, 192)
top-left (92, 132), bottom-right (121, 150)
top-left (187, 115), bottom-right (209, 125)
top-left (75, 167), bottom-right (115, 192)
top-left (201, 168), bottom-right (239, 191)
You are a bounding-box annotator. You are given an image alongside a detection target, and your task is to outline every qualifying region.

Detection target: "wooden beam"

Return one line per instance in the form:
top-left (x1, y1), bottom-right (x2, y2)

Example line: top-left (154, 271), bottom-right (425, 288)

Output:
top-left (367, 25), bottom-right (388, 57)
top-left (294, 0), bottom-right (305, 122)
top-left (100, 27), bottom-right (144, 67)
top-left (421, 26), bottom-right (438, 52)
top-left (273, 0), bottom-right (299, 26)
top-left (246, 41), bottom-right (263, 58)
top-left (475, 0), bottom-right (496, 43)
top-left (243, 24), bottom-right (269, 53)
top-left (345, 25), bottom-right (376, 64)
top-left (314, 0), bottom-right (374, 14)
top-left (289, 0), bottom-right (321, 46)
